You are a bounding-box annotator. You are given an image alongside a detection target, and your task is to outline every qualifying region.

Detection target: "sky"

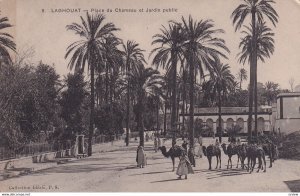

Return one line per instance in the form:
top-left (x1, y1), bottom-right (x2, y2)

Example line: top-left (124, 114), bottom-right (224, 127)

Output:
top-left (1, 0), bottom-right (300, 89)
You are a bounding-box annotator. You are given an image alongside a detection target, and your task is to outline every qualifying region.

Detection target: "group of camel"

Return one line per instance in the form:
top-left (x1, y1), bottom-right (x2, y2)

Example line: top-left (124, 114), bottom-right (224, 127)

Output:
top-left (158, 140), bottom-right (278, 174)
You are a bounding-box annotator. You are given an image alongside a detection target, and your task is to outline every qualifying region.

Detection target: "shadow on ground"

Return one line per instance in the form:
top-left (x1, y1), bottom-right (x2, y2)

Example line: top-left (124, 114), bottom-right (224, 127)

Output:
top-left (284, 179), bottom-right (300, 192)
top-left (198, 168), bottom-right (250, 179)
top-left (150, 178), bottom-right (182, 183)
top-left (33, 164), bottom-right (125, 174)
top-left (130, 170), bottom-right (171, 176)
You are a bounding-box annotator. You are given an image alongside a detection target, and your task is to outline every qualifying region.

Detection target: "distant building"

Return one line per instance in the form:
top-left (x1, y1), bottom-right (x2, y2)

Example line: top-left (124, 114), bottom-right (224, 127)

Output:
top-left (274, 92), bottom-right (300, 134)
top-left (180, 107), bottom-right (272, 135)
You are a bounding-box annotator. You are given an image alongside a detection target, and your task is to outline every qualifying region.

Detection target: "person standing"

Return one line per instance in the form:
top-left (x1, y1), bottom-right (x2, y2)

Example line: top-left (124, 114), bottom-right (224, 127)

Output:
top-left (158, 137), bottom-right (161, 148)
top-left (176, 151), bottom-right (194, 179)
top-left (182, 139), bottom-right (188, 152)
top-left (154, 137), bottom-right (158, 152)
top-left (188, 147), bottom-right (195, 167)
top-left (197, 135), bottom-right (203, 158)
top-left (215, 139), bottom-right (220, 147)
top-left (136, 145), bottom-right (146, 168)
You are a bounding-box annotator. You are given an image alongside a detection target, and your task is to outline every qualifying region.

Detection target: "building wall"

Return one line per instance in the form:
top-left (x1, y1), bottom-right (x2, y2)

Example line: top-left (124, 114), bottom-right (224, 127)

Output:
top-left (275, 119), bottom-right (300, 134)
top-left (275, 93), bottom-right (300, 134)
top-left (282, 97), bottom-right (300, 118)
top-left (180, 113), bottom-right (272, 134)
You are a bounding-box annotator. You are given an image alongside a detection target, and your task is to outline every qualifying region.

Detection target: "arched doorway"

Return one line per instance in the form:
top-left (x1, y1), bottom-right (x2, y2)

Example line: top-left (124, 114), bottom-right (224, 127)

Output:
top-left (216, 118), bottom-right (224, 130)
top-left (194, 118), bottom-right (203, 136)
top-left (226, 118), bottom-right (234, 130)
top-left (206, 118), bottom-right (214, 131)
top-left (257, 117), bottom-right (265, 132)
top-left (236, 118), bottom-right (245, 133)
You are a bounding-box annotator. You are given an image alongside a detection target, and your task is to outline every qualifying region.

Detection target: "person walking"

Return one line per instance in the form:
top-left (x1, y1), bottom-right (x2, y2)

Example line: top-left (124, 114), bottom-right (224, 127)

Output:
top-left (158, 137), bottom-right (161, 148)
top-left (176, 151), bottom-right (194, 180)
top-left (154, 137), bottom-right (158, 152)
top-left (136, 145), bottom-right (146, 168)
top-left (182, 139), bottom-right (188, 152)
top-left (188, 147), bottom-right (195, 167)
top-left (197, 135), bottom-right (203, 158)
top-left (215, 139), bottom-right (220, 147)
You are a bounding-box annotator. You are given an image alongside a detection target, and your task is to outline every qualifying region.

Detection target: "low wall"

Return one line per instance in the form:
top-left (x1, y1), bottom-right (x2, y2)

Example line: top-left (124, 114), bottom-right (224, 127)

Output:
top-left (275, 119), bottom-right (300, 134)
top-left (0, 149), bottom-right (72, 173)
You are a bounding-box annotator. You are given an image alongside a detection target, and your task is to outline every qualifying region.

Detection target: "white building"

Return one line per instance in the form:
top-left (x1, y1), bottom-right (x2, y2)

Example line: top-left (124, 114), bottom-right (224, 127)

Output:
top-left (274, 92), bottom-right (300, 134)
top-left (180, 107), bottom-right (272, 135)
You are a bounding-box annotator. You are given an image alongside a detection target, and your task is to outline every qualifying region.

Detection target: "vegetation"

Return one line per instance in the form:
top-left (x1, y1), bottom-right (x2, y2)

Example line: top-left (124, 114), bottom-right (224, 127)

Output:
top-left (232, 0), bottom-right (279, 139)
top-left (65, 13), bottom-right (119, 156)
top-left (0, 5), bottom-right (283, 156)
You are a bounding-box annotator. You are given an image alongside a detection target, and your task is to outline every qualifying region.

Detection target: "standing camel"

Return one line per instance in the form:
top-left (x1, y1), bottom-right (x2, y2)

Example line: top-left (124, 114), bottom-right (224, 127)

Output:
top-left (202, 145), bottom-right (221, 170)
top-left (247, 144), bottom-right (267, 173)
top-left (238, 143), bottom-right (249, 170)
top-left (262, 142), bottom-right (278, 168)
top-left (158, 146), bottom-right (185, 171)
top-left (221, 143), bottom-right (240, 169)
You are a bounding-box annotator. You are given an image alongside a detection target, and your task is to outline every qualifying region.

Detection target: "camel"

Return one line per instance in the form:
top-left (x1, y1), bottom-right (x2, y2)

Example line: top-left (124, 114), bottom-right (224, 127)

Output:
top-left (238, 143), bottom-right (249, 170)
top-left (221, 143), bottom-right (241, 169)
top-left (202, 145), bottom-right (221, 170)
top-left (246, 144), bottom-right (267, 173)
top-left (257, 135), bottom-right (279, 168)
top-left (262, 142), bottom-right (278, 168)
top-left (158, 145), bottom-right (185, 171)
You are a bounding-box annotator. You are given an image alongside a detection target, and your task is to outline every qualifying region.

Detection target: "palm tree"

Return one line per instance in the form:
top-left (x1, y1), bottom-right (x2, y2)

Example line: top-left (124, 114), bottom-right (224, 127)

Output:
top-left (232, 0), bottom-right (278, 140)
top-left (203, 63), bottom-right (235, 142)
top-left (101, 36), bottom-right (123, 104)
top-left (65, 12), bottom-right (119, 156)
top-left (180, 16), bottom-right (229, 148)
top-left (238, 68), bottom-right (248, 89)
top-left (127, 64), bottom-right (164, 147)
top-left (151, 23), bottom-right (185, 146)
top-left (0, 17), bottom-right (16, 65)
top-left (264, 81), bottom-right (279, 105)
top-left (177, 67), bottom-right (188, 132)
top-left (121, 40), bottom-right (145, 146)
top-left (161, 74), bottom-right (172, 135)
top-left (238, 21), bottom-right (275, 136)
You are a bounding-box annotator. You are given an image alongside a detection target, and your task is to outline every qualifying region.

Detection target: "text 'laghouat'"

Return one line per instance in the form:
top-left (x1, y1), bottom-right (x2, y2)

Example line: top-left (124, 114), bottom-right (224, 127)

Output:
top-left (46, 8), bottom-right (178, 13)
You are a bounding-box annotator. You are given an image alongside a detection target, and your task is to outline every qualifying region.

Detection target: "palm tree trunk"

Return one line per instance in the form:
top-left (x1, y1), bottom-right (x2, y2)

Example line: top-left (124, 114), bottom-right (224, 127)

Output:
top-left (163, 101), bottom-right (167, 135)
top-left (125, 63), bottom-right (130, 146)
top-left (171, 50), bottom-right (177, 147)
top-left (110, 69), bottom-right (113, 103)
top-left (247, 10), bottom-right (256, 142)
top-left (254, 69), bottom-right (258, 137)
top-left (240, 76), bottom-right (242, 90)
top-left (137, 94), bottom-right (145, 147)
top-left (176, 90), bottom-right (180, 126)
top-left (156, 96), bottom-right (160, 130)
top-left (218, 90), bottom-right (222, 143)
top-left (105, 64), bottom-right (109, 104)
top-left (252, 10), bottom-right (258, 139)
top-left (188, 52), bottom-right (195, 148)
top-left (88, 57), bottom-right (95, 156)
top-left (182, 70), bottom-right (186, 132)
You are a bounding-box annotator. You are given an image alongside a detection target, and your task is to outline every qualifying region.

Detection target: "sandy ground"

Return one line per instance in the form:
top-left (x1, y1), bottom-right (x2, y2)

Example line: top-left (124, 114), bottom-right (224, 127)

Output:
top-left (1, 138), bottom-right (300, 192)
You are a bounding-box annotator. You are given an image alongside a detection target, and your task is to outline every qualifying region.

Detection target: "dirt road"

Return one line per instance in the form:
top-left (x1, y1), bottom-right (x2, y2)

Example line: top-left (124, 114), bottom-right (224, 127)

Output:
top-left (1, 138), bottom-right (300, 192)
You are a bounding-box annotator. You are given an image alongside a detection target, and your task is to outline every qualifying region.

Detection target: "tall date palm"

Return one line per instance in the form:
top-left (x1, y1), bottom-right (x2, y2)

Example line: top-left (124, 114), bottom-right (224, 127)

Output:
top-left (232, 0), bottom-right (278, 139)
top-left (65, 13), bottom-right (119, 156)
top-left (180, 16), bottom-right (229, 148)
top-left (238, 21), bottom-right (275, 136)
top-left (203, 63), bottom-right (235, 142)
top-left (121, 40), bottom-right (145, 146)
top-left (127, 64), bottom-right (164, 147)
top-left (0, 17), bottom-right (16, 65)
top-left (151, 23), bottom-right (185, 146)
top-left (238, 68), bottom-right (248, 90)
